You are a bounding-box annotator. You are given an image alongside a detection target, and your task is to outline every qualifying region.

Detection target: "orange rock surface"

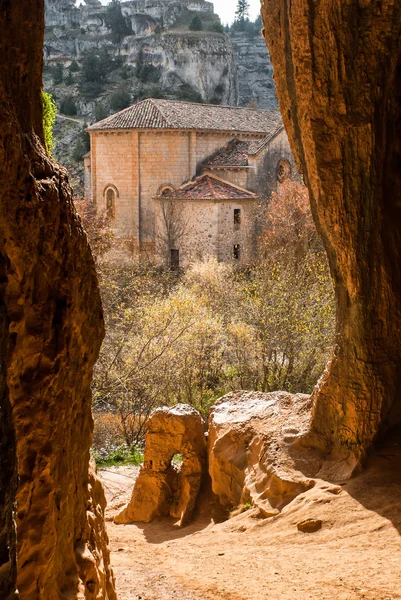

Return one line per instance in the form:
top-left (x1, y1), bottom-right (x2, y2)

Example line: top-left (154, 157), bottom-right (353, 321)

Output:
top-left (116, 405), bottom-right (207, 526)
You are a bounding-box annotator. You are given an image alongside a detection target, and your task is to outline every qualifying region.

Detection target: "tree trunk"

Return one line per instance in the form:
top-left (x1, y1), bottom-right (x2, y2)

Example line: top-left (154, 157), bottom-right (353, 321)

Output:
top-left (0, 2), bottom-right (116, 598)
top-left (262, 1), bottom-right (401, 475)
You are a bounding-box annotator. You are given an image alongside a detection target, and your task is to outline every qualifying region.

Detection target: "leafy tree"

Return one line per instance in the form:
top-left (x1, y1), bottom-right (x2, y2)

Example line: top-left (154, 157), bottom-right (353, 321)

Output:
top-left (52, 63), bottom-right (63, 85)
top-left (189, 14), bottom-right (203, 31)
top-left (110, 89), bottom-right (131, 111)
top-left (69, 60), bottom-right (80, 72)
top-left (208, 21), bottom-right (224, 33)
top-left (60, 95), bottom-right (77, 116)
top-left (95, 103), bottom-right (108, 122)
top-left (135, 51), bottom-right (161, 83)
top-left (41, 91), bottom-right (57, 155)
top-left (81, 52), bottom-right (103, 83)
top-left (176, 83), bottom-right (202, 103)
top-left (72, 127), bottom-right (90, 162)
top-left (65, 71), bottom-right (74, 86)
top-left (105, 0), bottom-right (132, 43)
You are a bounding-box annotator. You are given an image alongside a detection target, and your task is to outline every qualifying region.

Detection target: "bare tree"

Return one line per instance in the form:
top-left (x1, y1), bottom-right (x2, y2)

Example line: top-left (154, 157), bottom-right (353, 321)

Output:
top-left (155, 197), bottom-right (190, 269)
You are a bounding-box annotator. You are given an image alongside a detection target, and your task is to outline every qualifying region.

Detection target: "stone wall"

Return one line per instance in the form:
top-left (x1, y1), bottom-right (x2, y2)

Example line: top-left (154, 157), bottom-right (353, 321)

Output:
top-left (247, 129), bottom-right (300, 199)
top-left (154, 196), bottom-right (257, 267)
top-left (91, 129), bottom-right (264, 249)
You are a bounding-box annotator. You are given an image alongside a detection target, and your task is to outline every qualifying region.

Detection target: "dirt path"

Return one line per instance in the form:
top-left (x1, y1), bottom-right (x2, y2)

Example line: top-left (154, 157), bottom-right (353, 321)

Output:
top-left (100, 436), bottom-right (401, 600)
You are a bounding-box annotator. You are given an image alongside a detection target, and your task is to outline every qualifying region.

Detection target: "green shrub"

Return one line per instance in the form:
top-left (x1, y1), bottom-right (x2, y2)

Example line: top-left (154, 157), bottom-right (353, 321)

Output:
top-left (72, 127), bottom-right (90, 162)
top-left (208, 21), bottom-right (224, 33)
top-left (80, 81), bottom-right (104, 100)
top-left (64, 71), bottom-right (74, 86)
top-left (41, 91), bottom-right (57, 155)
top-left (189, 14), bottom-right (203, 31)
top-left (95, 103), bottom-right (108, 122)
top-left (70, 60), bottom-right (80, 72)
top-left (120, 64), bottom-right (134, 80)
top-left (52, 63), bottom-right (63, 85)
top-left (135, 52), bottom-right (161, 83)
top-left (176, 83), bottom-right (202, 103)
top-left (105, 0), bottom-right (133, 43)
top-left (60, 95), bottom-right (77, 116)
top-left (110, 89), bottom-right (131, 111)
top-left (92, 444), bottom-right (143, 468)
top-left (81, 49), bottom-right (123, 84)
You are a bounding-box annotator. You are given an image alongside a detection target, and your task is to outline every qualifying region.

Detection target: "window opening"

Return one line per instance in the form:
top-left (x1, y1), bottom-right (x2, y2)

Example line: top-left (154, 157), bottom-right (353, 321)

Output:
top-left (233, 244), bottom-right (240, 260)
top-left (161, 186), bottom-right (174, 197)
top-left (234, 208), bottom-right (241, 229)
top-left (106, 188), bottom-right (116, 219)
top-left (170, 248), bottom-right (180, 270)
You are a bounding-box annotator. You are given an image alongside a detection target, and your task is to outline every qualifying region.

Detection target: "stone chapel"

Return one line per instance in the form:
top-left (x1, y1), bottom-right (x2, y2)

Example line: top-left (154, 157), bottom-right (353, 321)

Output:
top-left (86, 98), bottom-right (297, 267)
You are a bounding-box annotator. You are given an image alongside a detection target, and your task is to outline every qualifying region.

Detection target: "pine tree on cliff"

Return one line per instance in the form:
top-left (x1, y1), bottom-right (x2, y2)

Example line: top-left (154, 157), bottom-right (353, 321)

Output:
top-left (105, 0), bottom-right (132, 43)
top-left (235, 0), bottom-right (250, 30)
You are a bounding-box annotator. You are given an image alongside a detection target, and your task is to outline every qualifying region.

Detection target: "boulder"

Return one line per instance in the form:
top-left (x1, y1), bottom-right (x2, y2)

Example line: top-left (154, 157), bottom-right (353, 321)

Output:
top-left (208, 391), bottom-right (316, 517)
top-left (115, 404), bottom-right (207, 527)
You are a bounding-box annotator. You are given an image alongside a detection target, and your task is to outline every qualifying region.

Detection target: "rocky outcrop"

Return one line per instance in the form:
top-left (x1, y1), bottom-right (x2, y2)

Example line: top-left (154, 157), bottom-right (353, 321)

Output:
top-left (44, 30), bottom-right (237, 109)
top-left (230, 32), bottom-right (277, 109)
top-left (116, 405), bottom-right (207, 526)
top-left (0, 1), bottom-right (116, 598)
top-left (262, 1), bottom-right (401, 474)
top-left (45, 0), bottom-right (214, 30)
top-left (208, 392), bottom-right (315, 516)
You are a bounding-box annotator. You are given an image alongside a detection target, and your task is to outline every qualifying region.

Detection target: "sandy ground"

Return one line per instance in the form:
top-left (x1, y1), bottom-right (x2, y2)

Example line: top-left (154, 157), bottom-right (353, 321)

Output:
top-left (100, 432), bottom-right (401, 600)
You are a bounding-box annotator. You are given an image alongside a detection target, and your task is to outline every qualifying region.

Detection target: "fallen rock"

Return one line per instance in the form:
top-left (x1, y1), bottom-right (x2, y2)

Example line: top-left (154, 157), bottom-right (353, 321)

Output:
top-left (297, 518), bottom-right (323, 533)
top-left (115, 404), bottom-right (207, 526)
top-left (208, 391), bottom-right (316, 517)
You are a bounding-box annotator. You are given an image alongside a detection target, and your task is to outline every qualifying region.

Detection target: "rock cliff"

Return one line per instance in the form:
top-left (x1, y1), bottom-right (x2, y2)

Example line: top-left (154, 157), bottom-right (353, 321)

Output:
top-left (0, 1), bottom-right (116, 597)
top-left (262, 0), bottom-right (401, 474)
top-left (44, 0), bottom-right (236, 109)
top-left (230, 32), bottom-right (277, 109)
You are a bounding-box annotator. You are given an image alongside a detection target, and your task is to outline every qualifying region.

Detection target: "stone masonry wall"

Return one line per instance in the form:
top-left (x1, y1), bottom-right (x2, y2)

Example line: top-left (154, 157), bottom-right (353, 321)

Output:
top-left (154, 197), bottom-right (257, 267)
top-left (91, 129), bottom-right (265, 249)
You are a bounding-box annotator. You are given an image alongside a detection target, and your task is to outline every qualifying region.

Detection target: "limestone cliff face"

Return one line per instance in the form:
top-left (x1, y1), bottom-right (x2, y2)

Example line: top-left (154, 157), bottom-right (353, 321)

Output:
top-left (44, 0), bottom-right (236, 107)
top-left (45, 31), bottom-right (237, 108)
top-left (262, 1), bottom-right (401, 475)
top-left (230, 32), bottom-right (277, 109)
top-left (0, 1), bottom-right (116, 598)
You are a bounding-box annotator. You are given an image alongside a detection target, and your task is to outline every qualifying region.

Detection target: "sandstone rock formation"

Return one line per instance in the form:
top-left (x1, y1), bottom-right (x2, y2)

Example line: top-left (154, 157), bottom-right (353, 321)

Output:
top-left (0, 2), bottom-right (116, 598)
top-left (115, 405), bottom-right (207, 526)
top-left (208, 392), bottom-right (315, 517)
top-left (262, 1), bottom-right (401, 475)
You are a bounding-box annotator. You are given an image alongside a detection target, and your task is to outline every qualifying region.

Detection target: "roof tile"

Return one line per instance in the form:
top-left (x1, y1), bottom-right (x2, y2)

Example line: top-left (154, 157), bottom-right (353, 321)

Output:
top-left (159, 174), bottom-right (257, 200)
top-left (88, 98), bottom-right (282, 134)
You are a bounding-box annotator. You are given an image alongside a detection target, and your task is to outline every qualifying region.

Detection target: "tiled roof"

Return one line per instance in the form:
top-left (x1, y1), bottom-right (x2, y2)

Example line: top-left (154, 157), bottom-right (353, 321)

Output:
top-left (205, 139), bottom-right (251, 168)
top-left (205, 127), bottom-right (284, 168)
top-left (158, 174), bottom-right (257, 200)
top-left (87, 98), bottom-right (282, 134)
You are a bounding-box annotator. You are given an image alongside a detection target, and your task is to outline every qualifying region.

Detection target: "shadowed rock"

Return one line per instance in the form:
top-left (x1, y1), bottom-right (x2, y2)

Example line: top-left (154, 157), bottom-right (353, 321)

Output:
top-left (0, 2), bottom-right (116, 597)
top-left (262, 0), bottom-right (401, 476)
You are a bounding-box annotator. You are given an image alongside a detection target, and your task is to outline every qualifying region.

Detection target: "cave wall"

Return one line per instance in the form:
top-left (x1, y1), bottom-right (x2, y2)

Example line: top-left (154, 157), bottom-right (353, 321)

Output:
top-left (262, 0), bottom-right (401, 474)
top-left (0, 2), bottom-right (116, 598)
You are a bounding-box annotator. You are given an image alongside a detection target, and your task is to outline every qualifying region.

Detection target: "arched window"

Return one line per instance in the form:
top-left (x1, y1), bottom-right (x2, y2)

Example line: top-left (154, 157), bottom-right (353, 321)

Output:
top-left (276, 159), bottom-right (291, 183)
top-left (104, 186), bottom-right (118, 219)
top-left (157, 184), bottom-right (174, 197)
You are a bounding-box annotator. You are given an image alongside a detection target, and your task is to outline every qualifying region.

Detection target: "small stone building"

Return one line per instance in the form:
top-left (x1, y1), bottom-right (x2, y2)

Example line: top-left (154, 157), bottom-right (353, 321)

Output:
top-left (86, 98), bottom-right (297, 265)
